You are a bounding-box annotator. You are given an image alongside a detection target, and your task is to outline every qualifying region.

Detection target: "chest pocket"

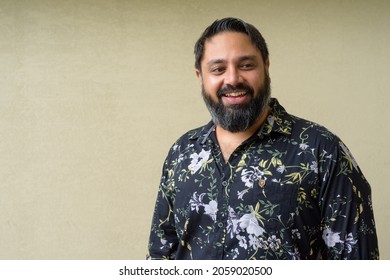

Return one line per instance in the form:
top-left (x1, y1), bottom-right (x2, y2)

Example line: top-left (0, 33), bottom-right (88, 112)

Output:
top-left (252, 180), bottom-right (299, 232)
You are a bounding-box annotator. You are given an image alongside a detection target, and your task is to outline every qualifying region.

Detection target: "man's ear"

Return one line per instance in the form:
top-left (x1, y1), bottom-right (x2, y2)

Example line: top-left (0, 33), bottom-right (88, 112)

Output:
top-left (265, 58), bottom-right (270, 76)
top-left (195, 69), bottom-right (203, 86)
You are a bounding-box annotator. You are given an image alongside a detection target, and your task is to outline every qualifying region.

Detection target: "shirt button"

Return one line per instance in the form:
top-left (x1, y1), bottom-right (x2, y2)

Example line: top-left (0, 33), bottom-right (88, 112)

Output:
top-left (218, 222), bottom-right (224, 228)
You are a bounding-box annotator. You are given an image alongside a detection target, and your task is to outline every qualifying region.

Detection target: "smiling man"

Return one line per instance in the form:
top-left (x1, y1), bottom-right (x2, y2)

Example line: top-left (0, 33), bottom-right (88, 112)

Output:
top-left (147, 17), bottom-right (379, 260)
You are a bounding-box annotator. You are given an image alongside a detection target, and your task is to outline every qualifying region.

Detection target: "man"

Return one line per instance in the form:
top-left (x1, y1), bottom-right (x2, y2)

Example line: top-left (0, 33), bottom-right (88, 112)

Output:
top-left (147, 17), bottom-right (379, 259)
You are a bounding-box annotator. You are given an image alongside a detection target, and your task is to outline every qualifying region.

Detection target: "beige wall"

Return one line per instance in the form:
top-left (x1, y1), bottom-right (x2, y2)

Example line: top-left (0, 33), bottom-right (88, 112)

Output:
top-left (0, 0), bottom-right (388, 259)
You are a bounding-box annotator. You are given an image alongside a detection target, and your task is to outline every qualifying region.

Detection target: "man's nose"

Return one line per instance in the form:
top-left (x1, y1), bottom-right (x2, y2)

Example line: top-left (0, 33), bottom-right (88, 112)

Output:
top-left (224, 67), bottom-right (242, 85)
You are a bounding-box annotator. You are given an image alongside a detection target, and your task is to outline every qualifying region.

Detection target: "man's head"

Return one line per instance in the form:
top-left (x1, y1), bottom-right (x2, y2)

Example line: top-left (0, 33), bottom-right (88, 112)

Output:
top-left (194, 18), bottom-right (271, 133)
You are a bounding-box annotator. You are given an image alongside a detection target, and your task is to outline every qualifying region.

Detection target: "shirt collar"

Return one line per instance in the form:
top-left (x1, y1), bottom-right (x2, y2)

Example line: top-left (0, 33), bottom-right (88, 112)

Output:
top-left (261, 98), bottom-right (293, 137)
top-left (190, 98), bottom-right (293, 144)
top-left (188, 121), bottom-right (215, 143)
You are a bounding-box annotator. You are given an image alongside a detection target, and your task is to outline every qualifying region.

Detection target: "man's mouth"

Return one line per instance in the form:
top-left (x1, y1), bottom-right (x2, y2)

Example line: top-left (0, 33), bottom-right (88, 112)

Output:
top-left (222, 91), bottom-right (247, 97)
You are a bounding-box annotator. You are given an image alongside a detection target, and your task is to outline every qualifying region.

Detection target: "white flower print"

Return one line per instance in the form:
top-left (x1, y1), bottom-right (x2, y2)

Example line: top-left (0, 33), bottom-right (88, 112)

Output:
top-left (322, 228), bottom-right (342, 247)
top-left (189, 192), bottom-right (205, 212)
top-left (248, 236), bottom-right (268, 250)
top-left (238, 166), bottom-right (267, 200)
top-left (237, 189), bottom-right (249, 200)
top-left (189, 192), bottom-right (217, 221)
top-left (239, 206), bottom-right (265, 237)
top-left (232, 248), bottom-right (240, 260)
top-left (343, 233), bottom-right (357, 253)
top-left (258, 237), bottom-right (269, 250)
top-left (248, 234), bottom-right (259, 250)
top-left (276, 165), bottom-right (286, 173)
top-left (292, 229), bottom-right (301, 240)
top-left (227, 207), bottom-right (240, 238)
top-left (204, 200), bottom-right (218, 221)
top-left (188, 149), bottom-right (211, 174)
top-left (241, 166), bottom-right (265, 188)
top-left (237, 235), bottom-right (248, 250)
top-left (267, 235), bottom-right (281, 250)
top-left (288, 247), bottom-right (301, 260)
top-left (310, 161), bottom-right (318, 174)
top-left (299, 143), bottom-right (309, 150)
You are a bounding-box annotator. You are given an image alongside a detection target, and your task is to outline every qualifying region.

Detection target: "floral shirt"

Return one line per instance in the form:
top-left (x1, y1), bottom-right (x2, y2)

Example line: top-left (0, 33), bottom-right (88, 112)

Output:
top-left (147, 98), bottom-right (379, 260)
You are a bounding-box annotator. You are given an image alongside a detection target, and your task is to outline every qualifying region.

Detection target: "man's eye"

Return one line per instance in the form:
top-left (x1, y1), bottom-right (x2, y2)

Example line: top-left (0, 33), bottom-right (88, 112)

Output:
top-left (211, 67), bottom-right (225, 74)
top-left (241, 63), bottom-right (254, 69)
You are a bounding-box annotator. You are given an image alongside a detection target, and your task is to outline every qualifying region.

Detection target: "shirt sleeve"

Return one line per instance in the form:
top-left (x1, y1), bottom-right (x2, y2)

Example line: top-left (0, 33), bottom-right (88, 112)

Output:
top-left (147, 151), bottom-right (179, 260)
top-left (319, 140), bottom-right (379, 259)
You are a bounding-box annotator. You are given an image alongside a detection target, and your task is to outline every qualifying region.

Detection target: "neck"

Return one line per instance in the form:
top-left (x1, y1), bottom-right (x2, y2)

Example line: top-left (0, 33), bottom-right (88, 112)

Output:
top-left (215, 105), bottom-right (271, 162)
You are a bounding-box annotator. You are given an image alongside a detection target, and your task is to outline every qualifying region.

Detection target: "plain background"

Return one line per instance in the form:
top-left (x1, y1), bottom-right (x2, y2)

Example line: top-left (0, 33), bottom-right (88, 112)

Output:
top-left (0, 0), bottom-right (389, 259)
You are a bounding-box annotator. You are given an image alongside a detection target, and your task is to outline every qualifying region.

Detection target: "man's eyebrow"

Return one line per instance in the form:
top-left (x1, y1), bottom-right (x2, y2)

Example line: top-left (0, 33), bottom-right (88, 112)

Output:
top-left (206, 55), bottom-right (258, 66)
top-left (238, 55), bottom-right (258, 62)
top-left (206, 59), bottom-right (226, 66)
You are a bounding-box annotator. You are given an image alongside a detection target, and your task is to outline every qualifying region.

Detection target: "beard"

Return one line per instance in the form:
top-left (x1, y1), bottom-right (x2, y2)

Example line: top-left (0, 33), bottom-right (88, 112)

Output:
top-left (201, 74), bottom-right (271, 133)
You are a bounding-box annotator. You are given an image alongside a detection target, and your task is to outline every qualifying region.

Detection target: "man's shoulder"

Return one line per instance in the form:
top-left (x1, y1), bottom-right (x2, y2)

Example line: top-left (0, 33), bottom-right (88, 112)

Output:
top-left (288, 113), bottom-right (342, 148)
top-left (270, 98), bottom-right (341, 144)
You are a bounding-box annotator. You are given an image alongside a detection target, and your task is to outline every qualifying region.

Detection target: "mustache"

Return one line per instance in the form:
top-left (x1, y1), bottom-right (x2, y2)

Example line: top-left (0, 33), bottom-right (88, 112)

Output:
top-left (217, 83), bottom-right (254, 97)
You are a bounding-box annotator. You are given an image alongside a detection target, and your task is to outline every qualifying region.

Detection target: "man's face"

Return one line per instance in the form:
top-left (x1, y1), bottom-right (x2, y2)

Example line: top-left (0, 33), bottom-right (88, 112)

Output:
top-left (196, 31), bottom-right (271, 133)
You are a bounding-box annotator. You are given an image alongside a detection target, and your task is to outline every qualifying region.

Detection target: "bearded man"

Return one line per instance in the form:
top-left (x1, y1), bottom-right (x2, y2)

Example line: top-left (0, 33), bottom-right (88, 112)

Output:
top-left (147, 17), bottom-right (378, 260)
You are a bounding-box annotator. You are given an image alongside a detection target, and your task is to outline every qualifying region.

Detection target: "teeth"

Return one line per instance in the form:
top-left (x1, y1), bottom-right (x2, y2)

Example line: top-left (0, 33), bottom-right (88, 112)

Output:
top-left (224, 91), bottom-right (246, 97)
